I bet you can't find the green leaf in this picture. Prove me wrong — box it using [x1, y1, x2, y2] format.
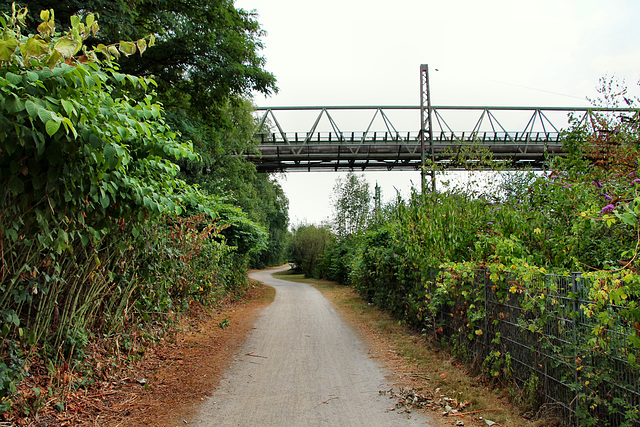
[20, 36, 49, 59]
[100, 193, 110, 209]
[5, 72, 22, 85]
[619, 212, 636, 227]
[4, 93, 25, 113]
[119, 40, 136, 56]
[45, 119, 61, 136]
[136, 38, 147, 55]
[117, 126, 128, 140]
[8, 175, 24, 196]
[107, 45, 120, 60]
[45, 49, 62, 68]
[80, 233, 90, 246]
[54, 36, 80, 58]
[61, 99, 75, 117]
[90, 134, 103, 149]
[37, 107, 53, 124]
[104, 144, 119, 169]
[0, 36, 18, 61]
[61, 117, 77, 138]
[6, 228, 18, 242]
[126, 75, 139, 86]
[26, 71, 39, 82]
[25, 99, 39, 119]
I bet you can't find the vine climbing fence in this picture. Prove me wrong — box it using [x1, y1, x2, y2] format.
[440, 269, 639, 426]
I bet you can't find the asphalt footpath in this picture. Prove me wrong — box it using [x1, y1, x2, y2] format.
[190, 266, 431, 426]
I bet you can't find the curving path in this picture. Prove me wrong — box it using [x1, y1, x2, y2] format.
[190, 266, 431, 426]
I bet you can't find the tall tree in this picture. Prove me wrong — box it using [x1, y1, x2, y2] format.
[289, 224, 334, 277]
[4, 0, 277, 114]
[331, 172, 371, 238]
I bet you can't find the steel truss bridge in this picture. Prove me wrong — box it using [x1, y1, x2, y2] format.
[249, 66, 638, 175]
[248, 105, 638, 172]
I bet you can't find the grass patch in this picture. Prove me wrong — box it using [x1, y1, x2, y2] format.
[274, 270, 551, 427]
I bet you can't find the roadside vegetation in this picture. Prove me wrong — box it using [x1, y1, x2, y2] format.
[0, 2, 288, 422]
[289, 79, 640, 425]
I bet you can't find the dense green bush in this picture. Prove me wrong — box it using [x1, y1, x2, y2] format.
[317, 91, 640, 424]
[0, 6, 267, 413]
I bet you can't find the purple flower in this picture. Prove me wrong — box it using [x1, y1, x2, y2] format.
[600, 193, 613, 201]
[592, 180, 604, 188]
[601, 204, 615, 215]
[634, 179, 640, 184]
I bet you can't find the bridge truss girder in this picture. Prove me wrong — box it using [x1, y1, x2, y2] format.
[249, 105, 639, 172]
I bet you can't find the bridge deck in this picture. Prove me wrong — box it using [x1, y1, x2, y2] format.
[250, 130, 563, 171]
[247, 106, 638, 172]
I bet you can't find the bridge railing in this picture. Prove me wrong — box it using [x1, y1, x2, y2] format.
[254, 105, 639, 142]
[250, 106, 639, 171]
[255, 130, 563, 145]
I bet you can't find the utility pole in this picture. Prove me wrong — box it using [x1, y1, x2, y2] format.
[419, 64, 435, 193]
[373, 181, 381, 223]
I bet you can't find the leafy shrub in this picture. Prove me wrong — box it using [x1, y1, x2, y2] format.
[0, 6, 266, 414]
[317, 86, 640, 424]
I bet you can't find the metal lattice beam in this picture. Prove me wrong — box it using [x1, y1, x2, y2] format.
[248, 105, 639, 173]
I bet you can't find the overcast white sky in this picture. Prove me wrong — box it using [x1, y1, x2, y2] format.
[235, 0, 640, 226]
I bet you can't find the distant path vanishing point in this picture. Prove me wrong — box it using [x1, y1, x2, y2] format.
[190, 266, 431, 426]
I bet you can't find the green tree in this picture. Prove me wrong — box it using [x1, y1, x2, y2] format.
[6, 0, 290, 267]
[331, 172, 372, 238]
[289, 224, 335, 277]
[3, 0, 277, 113]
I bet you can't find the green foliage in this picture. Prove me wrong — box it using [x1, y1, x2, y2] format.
[1, 4, 191, 246]
[5, 1, 289, 270]
[160, 60, 288, 269]
[0, 6, 269, 415]
[288, 224, 335, 278]
[2, 0, 277, 111]
[133, 214, 251, 319]
[316, 79, 640, 423]
[331, 172, 371, 238]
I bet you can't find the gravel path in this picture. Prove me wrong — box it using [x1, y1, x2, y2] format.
[190, 266, 431, 426]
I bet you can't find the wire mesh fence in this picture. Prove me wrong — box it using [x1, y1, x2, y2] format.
[439, 269, 639, 426]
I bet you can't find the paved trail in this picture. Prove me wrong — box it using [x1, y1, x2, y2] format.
[190, 266, 431, 426]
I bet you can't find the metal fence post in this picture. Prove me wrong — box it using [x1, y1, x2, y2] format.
[483, 268, 489, 357]
[571, 272, 582, 427]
